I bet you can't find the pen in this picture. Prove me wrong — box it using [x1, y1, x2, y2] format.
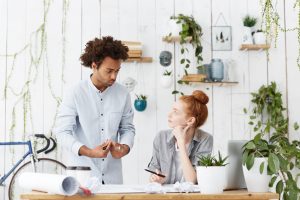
[144, 169, 166, 178]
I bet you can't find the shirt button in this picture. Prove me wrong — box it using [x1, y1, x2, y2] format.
[102, 129, 104, 131]
[102, 173, 104, 176]
[101, 98, 103, 101]
[102, 159, 105, 161]
[101, 113, 103, 116]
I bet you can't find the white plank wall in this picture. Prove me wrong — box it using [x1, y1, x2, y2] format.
[0, 0, 300, 199]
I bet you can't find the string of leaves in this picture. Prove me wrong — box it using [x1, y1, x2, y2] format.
[260, 0, 300, 69]
[1, 0, 69, 162]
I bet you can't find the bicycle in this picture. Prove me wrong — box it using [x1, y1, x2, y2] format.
[0, 134, 66, 200]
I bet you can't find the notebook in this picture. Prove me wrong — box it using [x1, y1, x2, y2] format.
[224, 140, 247, 190]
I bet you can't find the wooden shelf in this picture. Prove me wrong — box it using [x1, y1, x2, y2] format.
[181, 75, 238, 86]
[125, 57, 153, 63]
[239, 44, 270, 51]
[162, 36, 192, 43]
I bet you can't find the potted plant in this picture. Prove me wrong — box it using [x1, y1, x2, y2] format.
[196, 151, 229, 194]
[253, 29, 266, 44]
[134, 94, 147, 112]
[242, 82, 300, 198]
[160, 70, 173, 88]
[242, 15, 257, 44]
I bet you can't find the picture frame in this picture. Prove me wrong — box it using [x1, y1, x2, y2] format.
[212, 26, 232, 51]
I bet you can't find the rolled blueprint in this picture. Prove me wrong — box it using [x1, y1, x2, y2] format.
[18, 172, 79, 196]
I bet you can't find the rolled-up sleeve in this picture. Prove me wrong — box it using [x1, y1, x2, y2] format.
[118, 93, 135, 149]
[54, 90, 83, 156]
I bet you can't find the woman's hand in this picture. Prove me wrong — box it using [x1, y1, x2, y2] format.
[149, 169, 166, 184]
[172, 125, 190, 147]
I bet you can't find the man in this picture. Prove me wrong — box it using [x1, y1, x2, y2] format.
[54, 36, 135, 184]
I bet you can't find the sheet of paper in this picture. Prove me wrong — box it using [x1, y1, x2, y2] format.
[95, 184, 201, 194]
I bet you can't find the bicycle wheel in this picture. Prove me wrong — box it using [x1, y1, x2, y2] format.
[8, 158, 66, 200]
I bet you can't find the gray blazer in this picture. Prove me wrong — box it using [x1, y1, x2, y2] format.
[148, 129, 213, 184]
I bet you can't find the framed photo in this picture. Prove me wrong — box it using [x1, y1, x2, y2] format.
[212, 26, 232, 51]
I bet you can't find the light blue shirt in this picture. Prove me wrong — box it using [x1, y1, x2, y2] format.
[54, 77, 135, 184]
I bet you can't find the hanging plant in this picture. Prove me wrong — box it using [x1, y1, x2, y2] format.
[167, 14, 203, 96]
[169, 14, 203, 75]
[260, 0, 300, 69]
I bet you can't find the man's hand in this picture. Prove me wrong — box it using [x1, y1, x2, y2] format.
[79, 140, 112, 158]
[110, 141, 129, 159]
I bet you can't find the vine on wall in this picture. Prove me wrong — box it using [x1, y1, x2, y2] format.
[260, 0, 300, 69]
[1, 0, 69, 161]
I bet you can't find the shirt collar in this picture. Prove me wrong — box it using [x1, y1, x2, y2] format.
[88, 74, 114, 94]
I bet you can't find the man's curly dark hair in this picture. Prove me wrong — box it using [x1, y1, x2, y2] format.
[80, 36, 129, 69]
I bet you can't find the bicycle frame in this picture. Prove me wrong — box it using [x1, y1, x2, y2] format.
[0, 140, 35, 185]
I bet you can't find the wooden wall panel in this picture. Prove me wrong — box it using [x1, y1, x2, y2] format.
[1, 1, 300, 194]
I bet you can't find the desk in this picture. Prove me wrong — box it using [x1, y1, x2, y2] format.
[21, 190, 279, 200]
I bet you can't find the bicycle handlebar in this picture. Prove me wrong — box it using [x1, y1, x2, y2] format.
[34, 134, 56, 154]
[45, 137, 56, 154]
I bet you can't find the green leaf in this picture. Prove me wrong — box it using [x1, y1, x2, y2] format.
[246, 153, 254, 170]
[245, 141, 256, 150]
[268, 153, 280, 173]
[180, 59, 185, 64]
[269, 176, 277, 187]
[294, 122, 299, 130]
[254, 133, 262, 143]
[275, 180, 283, 194]
[259, 162, 265, 174]
[184, 69, 188, 76]
[181, 48, 185, 54]
[185, 64, 190, 69]
[177, 80, 183, 84]
[243, 108, 247, 114]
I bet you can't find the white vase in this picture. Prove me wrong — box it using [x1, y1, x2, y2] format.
[160, 75, 173, 88]
[169, 19, 181, 36]
[242, 157, 271, 192]
[196, 166, 226, 194]
[253, 32, 266, 44]
[242, 26, 253, 44]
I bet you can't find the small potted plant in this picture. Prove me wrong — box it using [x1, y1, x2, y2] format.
[160, 70, 173, 88]
[242, 15, 257, 44]
[253, 29, 266, 44]
[134, 94, 147, 112]
[196, 151, 229, 194]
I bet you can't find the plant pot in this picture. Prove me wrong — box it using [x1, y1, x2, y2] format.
[196, 166, 226, 194]
[169, 19, 181, 36]
[242, 157, 271, 192]
[242, 26, 253, 44]
[253, 32, 266, 44]
[160, 75, 173, 88]
[134, 99, 147, 112]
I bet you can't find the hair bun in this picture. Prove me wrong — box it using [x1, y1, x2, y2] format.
[192, 90, 209, 105]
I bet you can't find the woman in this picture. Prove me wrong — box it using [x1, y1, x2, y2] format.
[147, 90, 213, 184]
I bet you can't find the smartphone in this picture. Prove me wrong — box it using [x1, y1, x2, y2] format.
[144, 169, 166, 178]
